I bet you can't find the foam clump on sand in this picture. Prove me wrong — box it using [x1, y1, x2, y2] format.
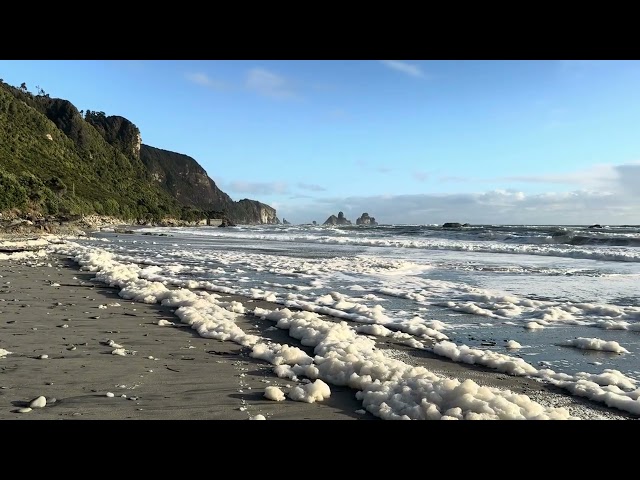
[288, 379, 331, 403]
[264, 386, 286, 401]
[506, 340, 522, 349]
[525, 321, 545, 330]
[253, 306, 574, 419]
[249, 414, 266, 420]
[0, 238, 50, 250]
[596, 319, 634, 330]
[0, 348, 12, 357]
[272, 364, 300, 380]
[355, 324, 393, 337]
[433, 340, 538, 376]
[398, 317, 449, 341]
[575, 369, 637, 389]
[540, 368, 640, 415]
[563, 337, 629, 354]
[223, 300, 246, 314]
[251, 342, 313, 366]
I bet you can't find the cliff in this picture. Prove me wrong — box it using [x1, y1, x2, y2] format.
[0, 80, 277, 224]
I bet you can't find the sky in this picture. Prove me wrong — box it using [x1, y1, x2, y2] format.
[1, 59, 640, 225]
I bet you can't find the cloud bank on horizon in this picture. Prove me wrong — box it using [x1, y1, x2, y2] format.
[227, 162, 640, 225]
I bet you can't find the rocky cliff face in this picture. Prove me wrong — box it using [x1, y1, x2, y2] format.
[85, 113, 142, 160]
[140, 144, 234, 212]
[140, 145, 278, 224]
[234, 199, 279, 224]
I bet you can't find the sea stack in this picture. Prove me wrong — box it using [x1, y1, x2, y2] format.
[323, 211, 352, 225]
[356, 213, 377, 225]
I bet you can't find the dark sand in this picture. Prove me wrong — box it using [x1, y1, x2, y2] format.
[0, 244, 634, 420]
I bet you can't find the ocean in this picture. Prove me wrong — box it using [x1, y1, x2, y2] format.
[48, 223, 640, 419]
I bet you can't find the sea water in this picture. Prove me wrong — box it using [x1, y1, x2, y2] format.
[75, 223, 640, 386]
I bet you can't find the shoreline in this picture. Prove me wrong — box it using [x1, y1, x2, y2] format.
[0, 233, 636, 420]
[0, 252, 373, 420]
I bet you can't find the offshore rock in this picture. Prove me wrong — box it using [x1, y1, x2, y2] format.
[323, 211, 352, 225]
[356, 213, 377, 225]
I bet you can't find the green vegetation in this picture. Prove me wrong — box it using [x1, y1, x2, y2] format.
[0, 80, 208, 223]
[0, 79, 277, 224]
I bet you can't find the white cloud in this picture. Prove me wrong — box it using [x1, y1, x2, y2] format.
[271, 162, 640, 225]
[185, 72, 227, 90]
[229, 181, 289, 195]
[380, 60, 426, 78]
[278, 188, 639, 226]
[614, 163, 640, 196]
[297, 182, 326, 192]
[246, 68, 297, 99]
[500, 164, 620, 189]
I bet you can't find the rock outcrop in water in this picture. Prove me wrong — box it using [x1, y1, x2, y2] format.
[323, 211, 352, 225]
[442, 222, 470, 228]
[356, 213, 377, 225]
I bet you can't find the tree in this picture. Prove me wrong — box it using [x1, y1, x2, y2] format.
[93, 201, 105, 215]
[45, 176, 67, 196]
[0, 170, 28, 210]
[104, 198, 120, 216]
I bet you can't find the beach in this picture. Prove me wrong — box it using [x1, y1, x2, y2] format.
[0, 250, 370, 420]
[0, 231, 635, 420]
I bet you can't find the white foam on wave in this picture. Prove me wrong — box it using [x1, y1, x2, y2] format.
[562, 337, 630, 354]
[135, 226, 640, 263]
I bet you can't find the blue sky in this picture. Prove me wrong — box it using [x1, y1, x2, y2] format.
[2, 59, 640, 225]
